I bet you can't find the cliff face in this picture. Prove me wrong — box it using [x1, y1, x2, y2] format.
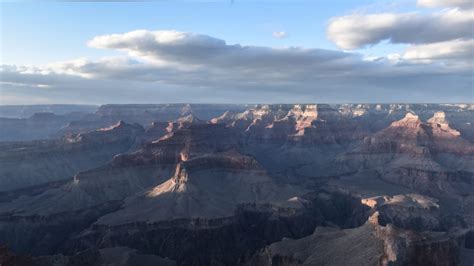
[68, 190, 369, 266]
[338, 112, 474, 195]
[0, 103, 473, 265]
[95, 151, 304, 225]
[249, 212, 473, 266]
[0, 121, 144, 192]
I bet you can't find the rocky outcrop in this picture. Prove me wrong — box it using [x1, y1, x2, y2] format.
[361, 194, 465, 231]
[66, 120, 144, 144]
[249, 212, 474, 266]
[249, 220, 385, 266]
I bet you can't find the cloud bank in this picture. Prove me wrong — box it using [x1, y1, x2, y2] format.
[1, 0, 472, 104]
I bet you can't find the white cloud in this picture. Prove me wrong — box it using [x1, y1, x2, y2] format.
[272, 31, 287, 39]
[88, 30, 227, 67]
[87, 30, 364, 74]
[402, 39, 474, 62]
[327, 8, 473, 50]
[417, 0, 473, 9]
[1, 30, 472, 104]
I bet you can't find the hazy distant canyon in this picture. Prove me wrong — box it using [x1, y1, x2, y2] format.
[0, 103, 473, 266]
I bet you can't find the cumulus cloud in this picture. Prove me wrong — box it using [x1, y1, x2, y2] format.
[88, 30, 226, 68]
[1, 30, 472, 104]
[88, 30, 354, 72]
[272, 31, 287, 39]
[327, 0, 473, 70]
[327, 8, 473, 50]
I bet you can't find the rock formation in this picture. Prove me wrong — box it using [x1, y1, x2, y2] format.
[0, 103, 473, 265]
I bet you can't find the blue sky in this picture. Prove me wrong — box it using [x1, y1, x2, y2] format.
[0, 0, 472, 104]
[1, 0, 415, 64]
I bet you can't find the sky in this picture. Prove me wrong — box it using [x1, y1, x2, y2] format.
[0, 0, 472, 104]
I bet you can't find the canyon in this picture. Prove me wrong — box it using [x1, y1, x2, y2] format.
[0, 103, 473, 266]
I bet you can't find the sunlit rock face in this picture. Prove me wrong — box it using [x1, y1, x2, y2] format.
[338, 111, 474, 196]
[0, 103, 473, 265]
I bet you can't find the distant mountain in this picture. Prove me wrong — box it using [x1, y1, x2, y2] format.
[0, 104, 98, 118]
